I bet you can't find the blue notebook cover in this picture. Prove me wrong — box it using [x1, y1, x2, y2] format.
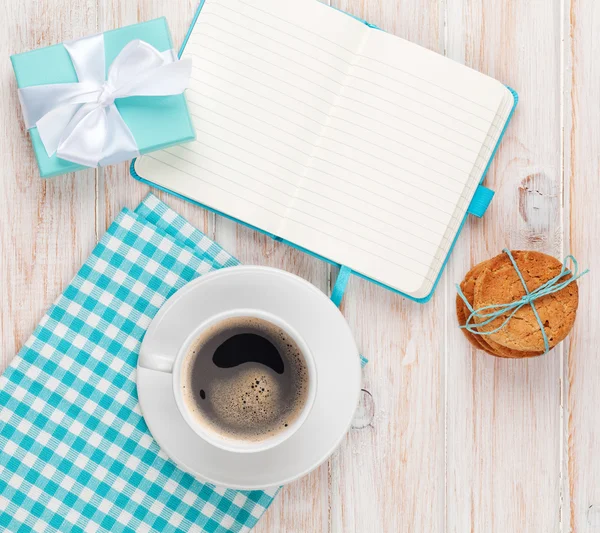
[131, 0, 518, 304]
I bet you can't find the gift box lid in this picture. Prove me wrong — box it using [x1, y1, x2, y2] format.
[11, 18, 195, 178]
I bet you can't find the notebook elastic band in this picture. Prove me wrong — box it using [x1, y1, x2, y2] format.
[468, 185, 495, 218]
[331, 265, 352, 307]
[329, 266, 367, 365]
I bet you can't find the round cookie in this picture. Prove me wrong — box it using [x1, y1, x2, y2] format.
[456, 292, 497, 356]
[473, 250, 579, 352]
[456, 261, 497, 355]
[457, 258, 543, 358]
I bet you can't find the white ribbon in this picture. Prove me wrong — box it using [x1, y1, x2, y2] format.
[18, 33, 191, 167]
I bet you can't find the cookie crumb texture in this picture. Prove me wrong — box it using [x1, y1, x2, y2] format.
[456, 251, 579, 357]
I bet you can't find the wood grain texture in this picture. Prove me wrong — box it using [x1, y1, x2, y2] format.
[1, 0, 599, 531]
[564, 0, 600, 531]
[444, 1, 564, 532]
[324, 2, 445, 532]
[95, 0, 209, 237]
[0, 0, 98, 372]
[224, 215, 331, 533]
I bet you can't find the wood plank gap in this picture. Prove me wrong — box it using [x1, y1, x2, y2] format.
[441, 1, 449, 532]
[559, 0, 570, 530]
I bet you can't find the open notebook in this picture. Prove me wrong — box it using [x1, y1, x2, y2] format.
[132, 0, 517, 301]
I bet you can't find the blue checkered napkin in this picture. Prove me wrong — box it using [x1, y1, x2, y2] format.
[0, 194, 278, 533]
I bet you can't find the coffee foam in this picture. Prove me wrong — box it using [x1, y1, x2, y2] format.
[209, 366, 283, 428]
[181, 316, 309, 441]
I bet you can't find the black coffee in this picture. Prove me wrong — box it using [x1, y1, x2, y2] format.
[181, 317, 309, 442]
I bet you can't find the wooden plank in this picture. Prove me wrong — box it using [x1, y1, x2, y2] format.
[95, 0, 212, 237]
[0, 0, 98, 371]
[326, 1, 446, 532]
[7, 1, 597, 532]
[218, 194, 331, 533]
[444, 1, 564, 531]
[97, 2, 330, 530]
[221, 0, 331, 524]
[564, 0, 600, 531]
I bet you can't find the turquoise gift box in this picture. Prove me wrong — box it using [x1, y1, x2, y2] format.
[10, 18, 195, 178]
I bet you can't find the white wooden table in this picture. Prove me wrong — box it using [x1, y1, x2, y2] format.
[1, 0, 598, 531]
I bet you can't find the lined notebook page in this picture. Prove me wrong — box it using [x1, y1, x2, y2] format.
[134, 0, 514, 297]
[279, 28, 510, 295]
[135, 0, 369, 236]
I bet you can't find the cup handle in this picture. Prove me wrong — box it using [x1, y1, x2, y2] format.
[138, 347, 175, 374]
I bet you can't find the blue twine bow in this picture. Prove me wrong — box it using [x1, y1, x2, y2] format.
[456, 249, 588, 353]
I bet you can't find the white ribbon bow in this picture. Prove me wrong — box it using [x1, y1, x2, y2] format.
[18, 33, 191, 167]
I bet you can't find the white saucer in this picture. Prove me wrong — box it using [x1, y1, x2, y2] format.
[137, 266, 361, 489]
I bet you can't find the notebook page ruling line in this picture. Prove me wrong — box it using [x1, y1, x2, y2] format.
[277, 19, 508, 295]
[334, 58, 496, 168]
[187, 29, 340, 112]
[314, 125, 475, 189]
[185, 0, 371, 147]
[280, 53, 486, 254]
[201, 0, 368, 63]
[279, 100, 482, 290]
[450, 91, 515, 225]
[186, 92, 315, 168]
[322, 99, 485, 165]
[164, 142, 296, 206]
[136, 0, 372, 237]
[138, 153, 286, 232]
[189, 5, 351, 88]
[290, 172, 453, 234]
[344, 69, 496, 139]
[359, 28, 509, 119]
[348, 31, 507, 170]
[282, 195, 444, 266]
[421, 89, 515, 296]
[188, 0, 371, 100]
[134, 0, 512, 298]
[185, 74, 328, 140]
[279, 213, 432, 293]
[306, 154, 462, 218]
[186, 0, 339, 163]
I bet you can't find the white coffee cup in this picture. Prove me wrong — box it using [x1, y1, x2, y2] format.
[139, 307, 318, 454]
